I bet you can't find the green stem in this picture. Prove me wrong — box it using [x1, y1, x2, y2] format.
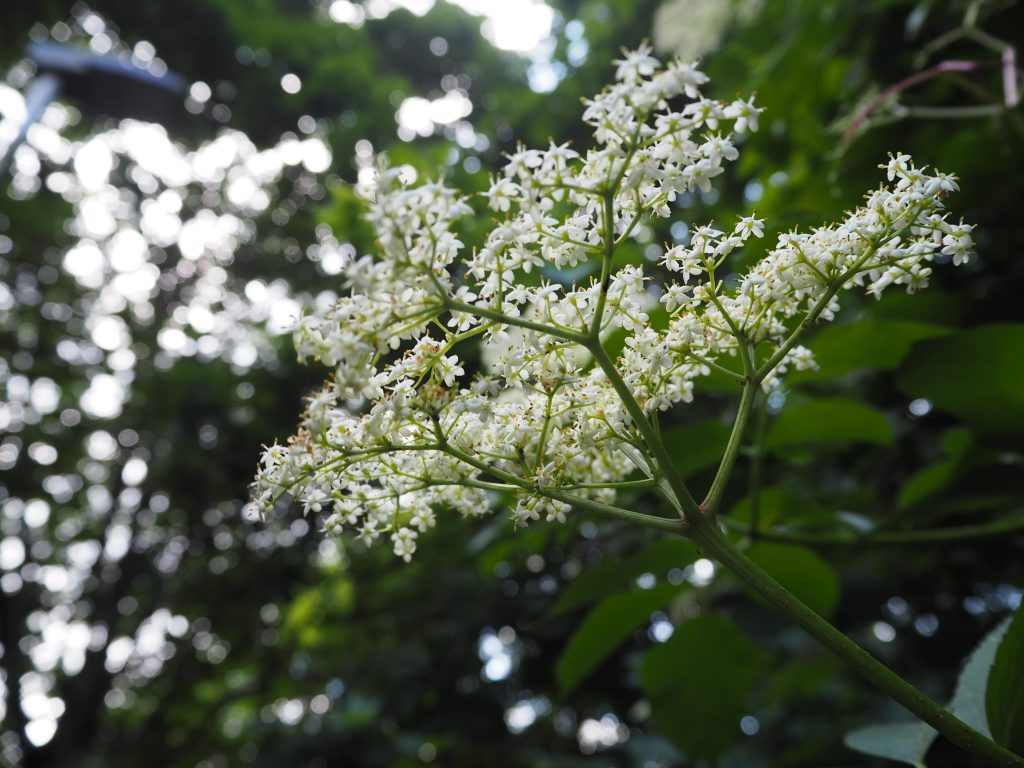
[534, 387, 556, 471]
[755, 208, 929, 383]
[703, 375, 758, 515]
[437, 443, 682, 534]
[585, 187, 702, 519]
[538, 227, 604, 253]
[589, 193, 616, 340]
[720, 513, 1024, 547]
[747, 392, 769, 540]
[445, 297, 588, 344]
[678, 350, 747, 383]
[754, 280, 844, 382]
[561, 478, 659, 491]
[688, 516, 1024, 767]
[614, 198, 660, 248]
[706, 278, 747, 351]
[590, 343, 703, 519]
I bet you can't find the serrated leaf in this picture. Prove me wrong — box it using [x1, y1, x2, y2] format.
[951, 616, 1011, 736]
[556, 583, 684, 694]
[640, 615, 767, 760]
[844, 723, 934, 767]
[845, 618, 1012, 764]
[766, 397, 893, 448]
[986, 607, 1024, 753]
[898, 324, 1024, 434]
[745, 542, 840, 617]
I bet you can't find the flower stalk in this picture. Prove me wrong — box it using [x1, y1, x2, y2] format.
[251, 46, 1019, 764]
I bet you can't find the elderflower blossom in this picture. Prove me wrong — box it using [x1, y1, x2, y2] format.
[251, 46, 974, 560]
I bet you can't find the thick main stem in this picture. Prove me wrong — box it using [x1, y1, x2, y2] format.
[687, 516, 1024, 767]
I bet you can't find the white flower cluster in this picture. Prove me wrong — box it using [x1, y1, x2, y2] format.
[252, 46, 973, 560]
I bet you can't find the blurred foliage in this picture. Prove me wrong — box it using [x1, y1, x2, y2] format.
[0, 0, 1022, 767]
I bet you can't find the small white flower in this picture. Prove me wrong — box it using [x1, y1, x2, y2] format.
[660, 284, 694, 312]
[884, 152, 912, 182]
[302, 488, 331, 516]
[941, 223, 973, 266]
[723, 97, 764, 133]
[391, 527, 418, 562]
[614, 44, 660, 83]
[736, 215, 765, 240]
[789, 345, 817, 371]
[487, 177, 519, 212]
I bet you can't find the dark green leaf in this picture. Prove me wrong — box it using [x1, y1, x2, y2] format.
[767, 655, 840, 703]
[898, 428, 972, 509]
[791, 319, 949, 382]
[549, 560, 623, 617]
[640, 615, 767, 760]
[898, 460, 959, 510]
[986, 607, 1024, 752]
[766, 397, 893, 448]
[661, 418, 732, 477]
[549, 539, 698, 617]
[727, 486, 831, 530]
[898, 324, 1024, 434]
[745, 542, 840, 617]
[556, 583, 684, 694]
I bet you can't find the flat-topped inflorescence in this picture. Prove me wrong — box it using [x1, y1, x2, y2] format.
[251, 45, 973, 561]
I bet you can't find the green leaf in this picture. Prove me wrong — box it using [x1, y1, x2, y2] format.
[640, 615, 767, 760]
[727, 486, 831, 530]
[898, 324, 1024, 434]
[556, 583, 684, 694]
[767, 655, 839, 703]
[661, 418, 732, 477]
[897, 428, 972, 510]
[949, 617, 1010, 736]
[549, 539, 698, 617]
[745, 542, 840, 617]
[845, 618, 1012, 764]
[941, 427, 974, 458]
[986, 607, 1024, 753]
[549, 561, 623, 617]
[283, 578, 355, 648]
[844, 723, 934, 768]
[790, 319, 949, 382]
[898, 460, 959, 510]
[766, 397, 893, 448]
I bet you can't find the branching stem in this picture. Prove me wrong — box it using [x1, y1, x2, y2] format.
[444, 297, 588, 344]
[687, 516, 1024, 767]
